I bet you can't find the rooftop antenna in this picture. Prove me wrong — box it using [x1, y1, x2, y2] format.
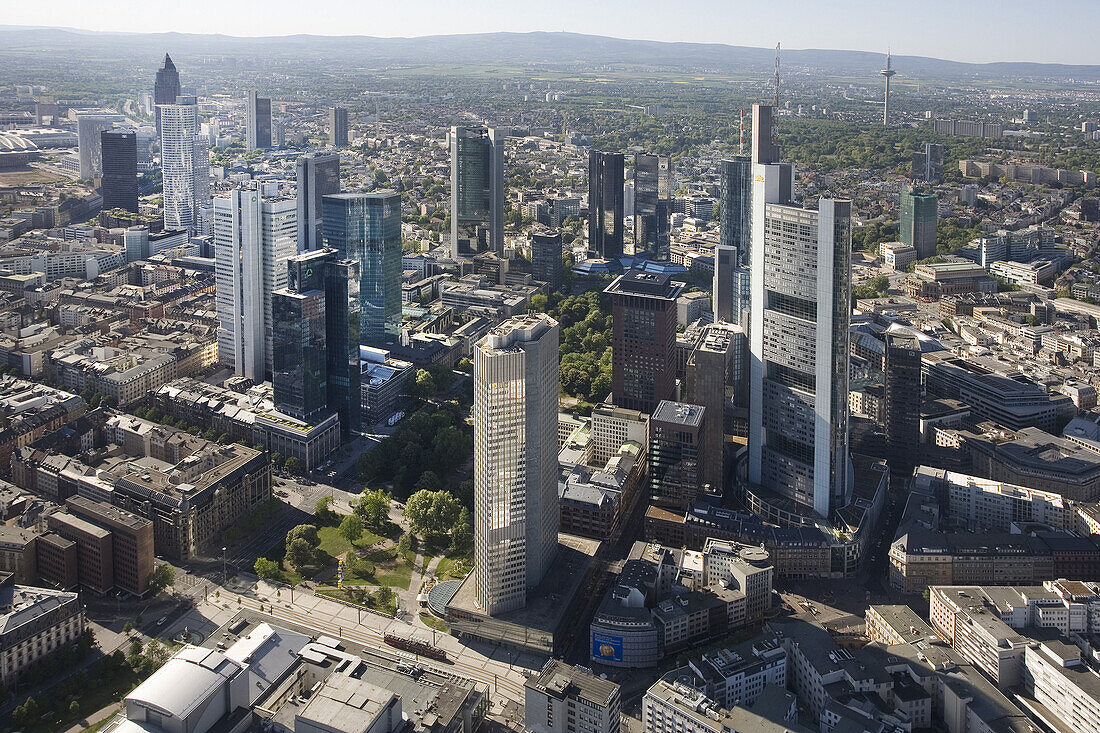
[739, 108, 745, 155]
[772, 43, 780, 145]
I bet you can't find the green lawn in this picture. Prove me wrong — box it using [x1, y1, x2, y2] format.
[434, 555, 471, 580]
[365, 547, 414, 589]
[318, 588, 398, 616]
[419, 613, 447, 633]
[317, 526, 385, 558]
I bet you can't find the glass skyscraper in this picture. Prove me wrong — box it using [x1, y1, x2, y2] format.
[326, 258, 361, 438]
[322, 191, 401, 347]
[101, 129, 138, 213]
[247, 90, 272, 151]
[153, 53, 180, 140]
[159, 96, 209, 234]
[720, 156, 752, 266]
[634, 154, 671, 261]
[450, 126, 504, 258]
[587, 151, 624, 259]
[273, 251, 329, 422]
[900, 187, 938, 260]
[296, 152, 341, 252]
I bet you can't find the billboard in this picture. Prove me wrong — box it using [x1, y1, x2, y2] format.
[591, 632, 623, 662]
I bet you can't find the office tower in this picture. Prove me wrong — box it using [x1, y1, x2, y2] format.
[296, 152, 341, 252]
[450, 126, 504, 258]
[720, 157, 752, 266]
[911, 143, 944, 183]
[685, 323, 736, 490]
[883, 333, 921, 477]
[530, 228, 563, 292]
[623, 181, 635, 218]
[124, 227, 150, 262]
[100, 129, 138, 213]
[322, 191, 401, 347]
[634, 154, 671, 260]
[214, 186, 297, 381]
[605, 270, 682, 414]
[588, 151, 625, 259]
[153, 53, 180, 140]
[246, 90, 272, 151]
[329, 106, 349, 148]
[76, 113, 120, 180]
[900, 187, 938, 259]
[747, 104, 850, 519]
[649, 401, 706, 510]
[713, 244, 736, 324]
[159, 97, 209, 234]
[473, 314, 560, 615]
[880, 52, 896, 126]
[326, 258, 362, 438]
[273, 250, 330, 422]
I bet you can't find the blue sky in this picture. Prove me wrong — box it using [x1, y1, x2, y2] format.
[10, 0, 1100, 65]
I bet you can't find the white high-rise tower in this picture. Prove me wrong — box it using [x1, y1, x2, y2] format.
[473, 314, 560, 615]
[159, 96, 210, 234]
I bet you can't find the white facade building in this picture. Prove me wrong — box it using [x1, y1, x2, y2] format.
[159, 96, 210, 234]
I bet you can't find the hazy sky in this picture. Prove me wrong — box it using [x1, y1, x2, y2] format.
[10, 0, 1100, 65]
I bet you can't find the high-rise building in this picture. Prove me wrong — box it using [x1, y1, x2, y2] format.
[588, 151, 625, 259]
[649, 400, 706, 510]
[634, 154, 671, 260]
[747, 105, 851, 519]
[273, 250, 330, 422]
[713, 244, 737, 324]
[719, 157, 752, 266]
[900, 187, 938, 260]
[329, 106, 349, 148]
[322, 191, 402, 347]
[883, 333, 922, 477]
[246, 90, 272, 151]
[450, 126, 505, 258]
[153, 53, 180, 140]
[214, 186, 297, 381]
[685, 323, 736, 490]
[911, 143, 944, 183]
[473, 314, 560, 616]
[325, 258, 362, 438]
[530, 227, 563, 292]
[159, 96, 209, 234]
[296, 152, 341, 252]
[76, 113, 121, 180]
[100, 128, 138, 213]
[605, 270, 682, 414]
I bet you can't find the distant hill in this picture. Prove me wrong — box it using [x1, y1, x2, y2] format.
[2, 27, 1098, 81]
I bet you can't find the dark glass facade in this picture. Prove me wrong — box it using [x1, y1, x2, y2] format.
[296, 152, 341, 251]
[329, 107, 349, 147]
[450, 126, 504, 257]
[605, 270, 682, 414]
[720, 157, 751, 266]
[322, 191, 401, 348]
[326, 259, 362, 438]
[530, 229, 563, 292]
[247, 91, 272, 150]
[634, 154, 671, 261]
[101, 129, 138, 213]
[587, 151, 624, 259]
[272, 287, 328, 422]
[153, 53, 180, 139]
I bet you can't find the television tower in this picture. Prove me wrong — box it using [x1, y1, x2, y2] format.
[880, 50, 896, 126]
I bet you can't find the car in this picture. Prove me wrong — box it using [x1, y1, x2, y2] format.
[157, 616, 167, 626]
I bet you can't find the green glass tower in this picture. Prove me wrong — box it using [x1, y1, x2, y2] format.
[900, 188, 938, 260]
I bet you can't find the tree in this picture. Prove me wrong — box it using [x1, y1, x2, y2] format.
[314, 495, 337, 525]
[123, 622, 133, 634]
[271, 452, 285, 469]
[397, 532, 414, 555]
[284, 456, 302, 475]
[403, 489, 462, 541]
[339, 514, 364, 544]
[285, 538, 314, 569]
[287, 524, 320, 547]
[149, 564, 175, 594]
[69, 700, 80, 717]
[354, 488, 392, 529]
[254, 557, 280, 580]
[450, 507, 472, 555]
[412, 369, 436, 399]
[414, 470, 440, 492]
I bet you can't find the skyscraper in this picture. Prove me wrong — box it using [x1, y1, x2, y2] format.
[100, 129, 138, 213]
[911, 143, 944, 183]
[296, 152, 341, 252]
[747, 104, 851, 519]
[246, 90, 272, 151]
[605, 270, 682, 414]
[153, 53, 180, 140]
[450, 126, 504, 258]
[588, 151, 625, 259]
[473, 314, 560, 616]
[159, 96, 209, 234]
[273, 251, 329, 422]
[685, 323, 736, 491]
[530, 227, 563, 292]
[883, 333, 922, 478]
[322, 191, 401, 347]
[900, 187, 938, 260]
[325, 258, 362, 438]
[76, 113, 121, 180]
[720, 157, 752, 265]
[713, 244, 737, 324]
[634, 154, 671, 260]
[649, 401, 706, 510]
[214, 186, 297, 381]
[329, 107, 349, 148]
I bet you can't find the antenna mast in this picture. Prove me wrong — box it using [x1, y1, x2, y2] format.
[739, 108, 745, 155]
[772, 43, 780, 145]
